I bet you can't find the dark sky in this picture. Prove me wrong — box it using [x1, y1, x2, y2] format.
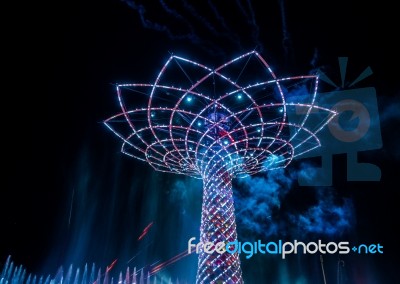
[2, 0, 400, 283]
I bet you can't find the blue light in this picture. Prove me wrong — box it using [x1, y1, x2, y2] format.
[237, 94, 242, 99]
[187, 96, 193, 102]
[223, 140, 229, 145]
[279, 107, 283, 113]
[197, 121, 202, 126]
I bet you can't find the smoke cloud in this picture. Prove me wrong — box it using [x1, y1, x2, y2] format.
[233, 163, 355, 240]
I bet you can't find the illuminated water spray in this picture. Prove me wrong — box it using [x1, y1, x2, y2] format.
[104, 51, 336, 283]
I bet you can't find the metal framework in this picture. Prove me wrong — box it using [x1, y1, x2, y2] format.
[104, 51, 337, 283]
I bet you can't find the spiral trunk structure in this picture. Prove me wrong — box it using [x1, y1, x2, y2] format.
[197, 154, 243, 283]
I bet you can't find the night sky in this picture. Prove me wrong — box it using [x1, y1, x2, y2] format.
[3, 0, 400, 283]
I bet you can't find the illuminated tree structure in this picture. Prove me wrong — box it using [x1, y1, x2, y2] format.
[104, 51, 337, 283]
